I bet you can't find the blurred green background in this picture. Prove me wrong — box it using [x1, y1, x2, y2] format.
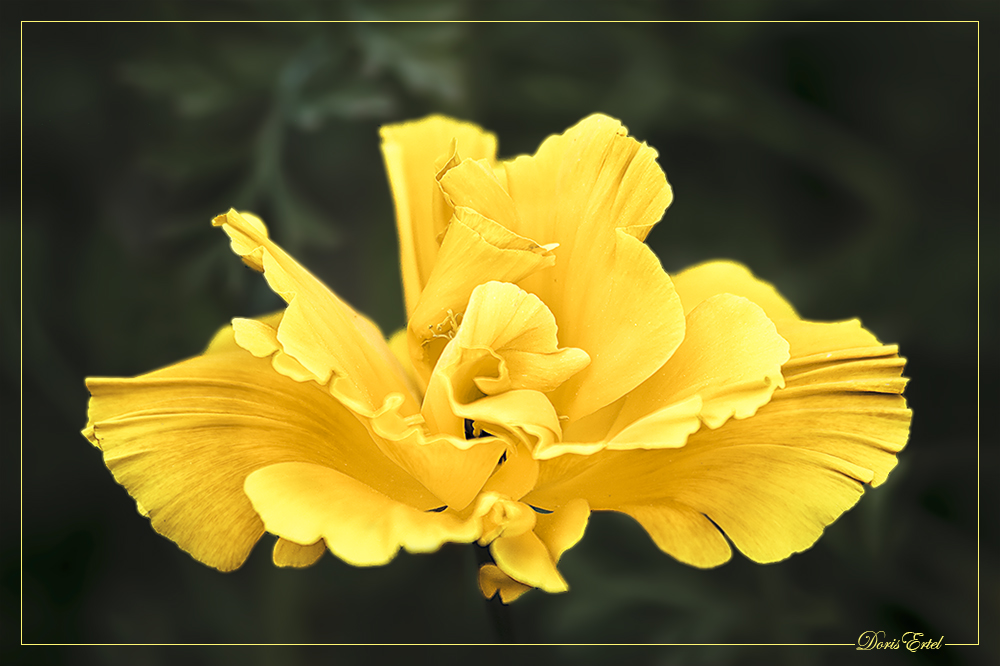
[5, 0, 997, 661]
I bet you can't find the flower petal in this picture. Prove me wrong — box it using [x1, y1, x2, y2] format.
[367, 394, 507, 512]
[528, 320, 909, 566]
[478, 563, 532, 603]
[221, 308, 491, 511]
[387, 327, 423, 400]
[483, 498, 589, 596]
[439, 116, 684, 421]
[600, 396, 703, 452]
[490, 531, 568, 593]
[546, 231, 684, 422]
[213, 209, 418, 414]
[83, 343, 436, 572]
[670, 260, 799, 319]
[407, 207, 558, 384]
[456, 281, 590, 396]
[481, 442, 539, 501]
[607, 293, 790, 446]
[769, 325, 909, 487]
[380, 115, 498, 315]
[625, 503, 733, 568]
[502, 114, 672, 247]
[420, 281, 588, 457]
[533, 497, 590, 560]
[244, 462, 487, 566]
[273, 537, 325, 568]
[458, 389, 565, 457]
[664, 258, 909, 486]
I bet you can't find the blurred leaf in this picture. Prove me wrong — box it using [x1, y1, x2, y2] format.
[294, 85, 398, 126]
[353, 22, 468, 105]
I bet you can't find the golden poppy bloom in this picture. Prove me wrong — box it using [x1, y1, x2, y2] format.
[83, 114, 910, 603]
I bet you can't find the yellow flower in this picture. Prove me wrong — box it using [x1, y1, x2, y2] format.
[83, 114, 910, 603]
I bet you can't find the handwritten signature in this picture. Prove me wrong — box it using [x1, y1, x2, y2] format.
[857, 630, 944, 651]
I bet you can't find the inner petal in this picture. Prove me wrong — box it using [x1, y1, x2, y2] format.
[420, 281, 589, 457]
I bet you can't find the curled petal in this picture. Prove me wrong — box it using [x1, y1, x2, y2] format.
[457, 389, 564, 458]
[479, 497, 537, 544]
[456, 281, 590, 395]
[481, 442, 540, 502]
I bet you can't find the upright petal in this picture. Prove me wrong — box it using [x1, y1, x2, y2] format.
[380, 115, 498, 315]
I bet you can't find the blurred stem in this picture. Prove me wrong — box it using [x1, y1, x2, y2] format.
[474, 544, 514, 643]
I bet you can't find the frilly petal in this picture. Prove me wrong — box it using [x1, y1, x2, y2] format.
[218, 302, 493, 511]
